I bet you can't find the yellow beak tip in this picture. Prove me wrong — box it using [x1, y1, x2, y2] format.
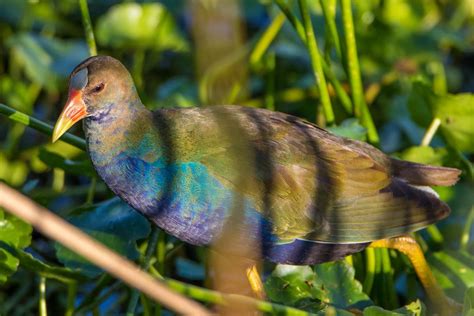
[51, 123, 68, 144]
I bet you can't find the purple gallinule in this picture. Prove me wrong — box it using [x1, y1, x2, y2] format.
[53, 56, 461, 312]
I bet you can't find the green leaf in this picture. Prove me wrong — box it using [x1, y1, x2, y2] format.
[314, 261, 372, 309]
[463, 287, 474, 316]
[6, 33, 88, 91]
[363, 300, 425, 316]
[427, 250, 474, 302]
[408, 81, 437, 128]
[408, 82, 474, 152]
[265, 261, 372, 312]
[38, 148, 95, 176]
[380, 0, 430, 31]
[398, 146, 460, 168]
[432, 93, 474, 153]
[0, 153, 28, 186]
[55, 198, 151, 278]
[0, 209, 32, 283]
[265, 265, 325, 309]
[328, 118, 367, 141]
[0, 243, 86, 283]
[96, 3, 188, 51]
[0, 76, 31, 113]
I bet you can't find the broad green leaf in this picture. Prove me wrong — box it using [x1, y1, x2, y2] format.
[432, 93, 474, 153]
[399, 146, 460, 168]
[0, 243, 86, 283]
[265, 261, 372, 312]
[363, 300, 425, 316]
[0, 209, 32, 283]
[380, 0, 435, 31]
[7, 33, 88, 91]
[463, 287, 474, 316]
[55, 198, 151, 278]
[265, 265, 325, 308]
[408, 81, 437, 128]
[0, 153, 28, 186]
[38, 148, 95, 176]
[427, 250, 474, 302]
[314, 261, 372, 309]
[328, 119, 368, 141]
[0, 76, 31, 113]
[96, 3, 188, 52]
[408, 82, 474, 152]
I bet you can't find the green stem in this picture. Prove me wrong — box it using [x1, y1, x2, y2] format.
[225, 83, 242, 105]
[163, 278, 312, 316]
[250, 12, 286, 66]
[340, 0, 379, 144]
[157, 230, 166, 274]
[39, 277, 47, 316]
[140, 294, 152, 316]
[126, 228, 161, 315]
[148, 267, 312, 315]
[85, 176, 97, 205]
[340, 0, 362, 116]
[74, 274, 113, 312]
[78, 0, 97, 56]
[461, 207, 474, 251]
[361, 105, 379, 145]
[199, 43, 250, 105]
[65, 283, 77, 316]
[380, 248, 398, 309]
[52, 168, 65, 192]
[452, 148, 474, 180]
[373, 248, 382, 302]
[265, 52, 276, 111]
[153, 230, 166, 315]
[76, 281, 122, 313]
[0, 103, 86, 151]
[421, 117, 441, 146]
[426, 224, 444, 249]
[430, 61, 447, 95]
[363, 248, 375, 294]
[345, 254, 353, 266]
[274, 0, 306, 40]
[132, 50, 145, 92]
[322, 63, 353, 114]
[274, 0, 353, 115]
[320, 0, 342, 61]
[298, 0, 335, 124]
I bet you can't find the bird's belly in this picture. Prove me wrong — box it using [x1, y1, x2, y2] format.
[96, 155, 274, 247]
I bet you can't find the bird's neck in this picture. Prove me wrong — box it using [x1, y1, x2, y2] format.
[83, 100, 156, 166]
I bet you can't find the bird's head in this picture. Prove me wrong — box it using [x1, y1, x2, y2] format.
[52, 55, 137, 142]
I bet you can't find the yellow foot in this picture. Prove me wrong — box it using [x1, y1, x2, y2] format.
[246, 264, 266, 300]
[369, 236, 461, 315]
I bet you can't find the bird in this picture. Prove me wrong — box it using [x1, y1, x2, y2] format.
[53, 55, 460, 312]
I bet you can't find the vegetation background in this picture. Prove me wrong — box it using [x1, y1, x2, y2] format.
[0, 0, 473, 315]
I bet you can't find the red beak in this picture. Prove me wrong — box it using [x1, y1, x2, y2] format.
[52, 89, 87, 143]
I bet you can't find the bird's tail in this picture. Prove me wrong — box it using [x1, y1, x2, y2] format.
[390, 158, 461, 186]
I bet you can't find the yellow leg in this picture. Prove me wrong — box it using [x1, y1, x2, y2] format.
[245, 264, 266, 300]
[370, 236, 461, 315]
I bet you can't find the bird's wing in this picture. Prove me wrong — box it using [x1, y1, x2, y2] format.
[169, 106, 448, 244]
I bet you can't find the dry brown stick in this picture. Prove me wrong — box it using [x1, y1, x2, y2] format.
[0, 183, 211, 316]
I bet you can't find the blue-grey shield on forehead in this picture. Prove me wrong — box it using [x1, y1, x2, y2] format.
[70, 67, 88, 90]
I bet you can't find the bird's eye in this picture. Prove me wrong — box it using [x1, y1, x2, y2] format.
[91, 83, 105, 93]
